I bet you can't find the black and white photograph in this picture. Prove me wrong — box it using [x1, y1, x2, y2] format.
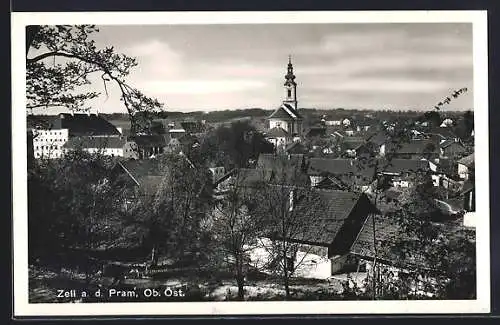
[12, 11, 490, 316]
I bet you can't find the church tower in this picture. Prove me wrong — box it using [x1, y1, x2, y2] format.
[283, 55, 298, 110]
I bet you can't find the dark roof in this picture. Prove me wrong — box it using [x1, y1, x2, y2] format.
[285, 141, 307, 154]
[119, 159, 165, 180]
[350, 215, 472, 270]
[378, 159, 430, 174]
[180, 121, 205, 133]
[271, 190, 375, 250]
[51, 113, 121, 136]
[268, 103, 302, 120]
[460, 180, 475, 194]
[341, 137, 366, 150]
[391, 140, 439, 155]
[457, 153, 474, 167]
[265, 127, 290, 138]
[305, 127, 326, 138]
[307, 158, 375, 178]
[365, 131, 388, 146]
[128, 135, 168, 148]
[63, 136, 127, 149]
[257, 153, 304, 169]
[256, 153, 308, 186]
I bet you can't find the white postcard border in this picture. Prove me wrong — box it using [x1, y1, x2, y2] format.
[11, 10, 490, 316]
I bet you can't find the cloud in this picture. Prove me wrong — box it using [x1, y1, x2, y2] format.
[139, 79, 267, 95]
[83, 23, 474, 112]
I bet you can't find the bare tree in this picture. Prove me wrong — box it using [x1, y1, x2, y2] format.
[26, 25, 163, 134]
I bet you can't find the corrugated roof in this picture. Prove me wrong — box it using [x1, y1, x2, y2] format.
[63, 136, 126, 149]
[51, 113, 121, 136]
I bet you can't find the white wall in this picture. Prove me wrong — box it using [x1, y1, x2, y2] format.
[458, 163, 469, 180]
[32, 129, 69, 159]
[269, 119, 289, 132]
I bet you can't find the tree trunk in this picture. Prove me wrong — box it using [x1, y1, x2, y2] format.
[235, 255, 245, 301]
[284, 269, 291, 300]
[26, 25, 41, 56]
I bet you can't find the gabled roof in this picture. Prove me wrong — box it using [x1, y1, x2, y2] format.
[50, 113, 121, 136]
[128, 135, 168, 148]
[272, 190, 376, 251]
[265, 127, 290, 138]
[268, 103, 302, 120]
[307, 158, 376, 178]
[378, 159, 430, 175]
[440, 139, 464, 149]
[457, 153, 474, 167]
[63, 136, 127, 149]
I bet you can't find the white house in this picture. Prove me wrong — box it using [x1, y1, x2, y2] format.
[31, 112, 122, 159]
[63, 136, 138, 158]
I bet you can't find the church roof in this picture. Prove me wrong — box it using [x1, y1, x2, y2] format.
[265, 127, 290, 138]
[268, 103, 302, 120]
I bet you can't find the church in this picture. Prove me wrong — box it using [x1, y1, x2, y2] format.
[265, 56, 304, 150]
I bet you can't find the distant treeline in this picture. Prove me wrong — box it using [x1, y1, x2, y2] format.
[27, 107, 472, 125]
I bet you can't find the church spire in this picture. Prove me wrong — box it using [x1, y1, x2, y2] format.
[283, 55, 298, 110]
[285, 55, 296, 86]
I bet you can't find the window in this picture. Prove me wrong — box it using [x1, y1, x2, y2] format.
[287, 89, 292, 97]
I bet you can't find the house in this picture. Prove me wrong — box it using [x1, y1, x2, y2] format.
[440, 118, 454, 128]
[358, 131, 388, 157]
[256, 153, 309, 186]
[377, 159, 433, 188]
[307, 158, 376, 192]
[349, 215, 474, 296]
[62, 136, 138, 158]
[339, 137, 365, 158]
[127, 134, 169, 159]
[325, 120, 342, 126]
[264, 127, 293, 150]
[247, 190, 378, 279]
[31, 112, 121, 159]
[208, 166, 226, 185]
[389, 139, 440, 160]
[457, 153, 474, 180]
[168, 128, 187, 139]
[439, 139, 466, 158]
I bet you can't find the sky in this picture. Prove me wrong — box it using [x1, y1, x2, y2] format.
[33, 23, 474, 113]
